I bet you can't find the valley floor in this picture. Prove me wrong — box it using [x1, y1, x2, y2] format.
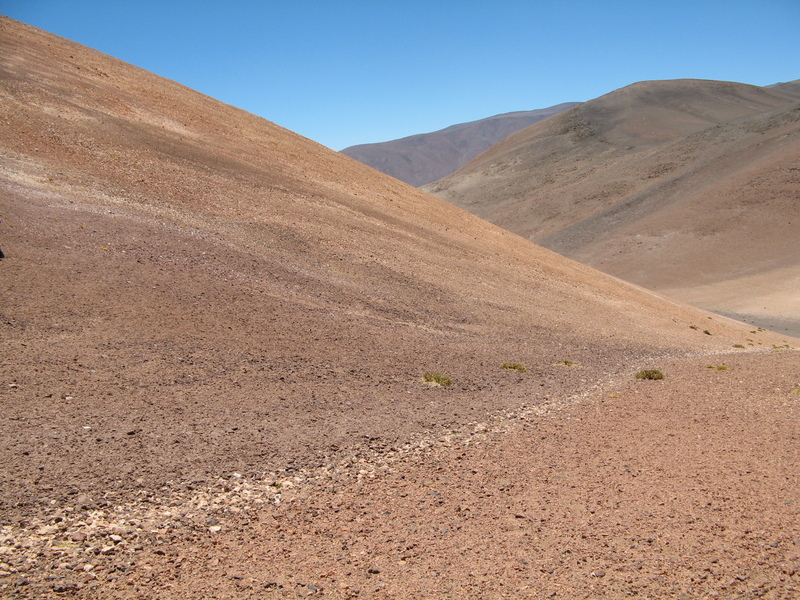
[2, 350, 798, 599]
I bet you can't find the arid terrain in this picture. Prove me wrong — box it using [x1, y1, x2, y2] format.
[425, 79, 800, 337]
[1, 17, 799, 599]
[340, 103, 579, 186]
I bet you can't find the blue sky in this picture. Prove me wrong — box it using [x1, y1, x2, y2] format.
[3, 1, 799, 150]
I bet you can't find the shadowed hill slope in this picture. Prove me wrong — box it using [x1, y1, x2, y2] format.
[340, 103, 579, 186]
[426, 79, 800, 334]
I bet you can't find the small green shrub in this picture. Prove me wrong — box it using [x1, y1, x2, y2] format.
[733, 344, 745, 349]
[423, 372, 454, 387]
[555, 360, 575, 367]
[501, 362, 528, 373]
[703, 330, 712, 336]
[635, 369, 665, 380]
[689, 325, 699, 330]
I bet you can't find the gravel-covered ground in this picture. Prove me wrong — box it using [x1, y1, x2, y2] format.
[2, 351, 798, 599]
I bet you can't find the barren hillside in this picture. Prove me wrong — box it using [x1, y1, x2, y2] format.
[1, 18, 798, 599]
[340, 103, 579, 186]
[426, 79, 800, 335]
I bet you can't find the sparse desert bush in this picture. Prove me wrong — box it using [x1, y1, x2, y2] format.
[733, 344, 745, 349]
[690, 325, 699, 330]
[717, 365, 728, 371]
[423, 372, 454, 387]
[635, 369, 664, 380]
[501, 362, 528, 373]
[555, 360, 575, 367]
[703, 330, 712, 335]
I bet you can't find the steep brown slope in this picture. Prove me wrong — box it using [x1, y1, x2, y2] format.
[4, 14, 793, 508]
[426, 79, 800, 334]
[340, 103, 579, 186]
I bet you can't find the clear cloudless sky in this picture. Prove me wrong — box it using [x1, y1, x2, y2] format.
[3, 0, 800, 150]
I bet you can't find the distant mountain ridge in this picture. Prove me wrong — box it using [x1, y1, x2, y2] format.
[767, 79, 800, 97]
[340, 103, 579, 186]
[425, 78, 800, 335]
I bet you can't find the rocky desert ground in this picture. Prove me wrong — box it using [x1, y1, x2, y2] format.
[1, 17, 799, 599]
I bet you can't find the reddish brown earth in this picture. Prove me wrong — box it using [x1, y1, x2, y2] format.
[1, 17, 799, 599]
